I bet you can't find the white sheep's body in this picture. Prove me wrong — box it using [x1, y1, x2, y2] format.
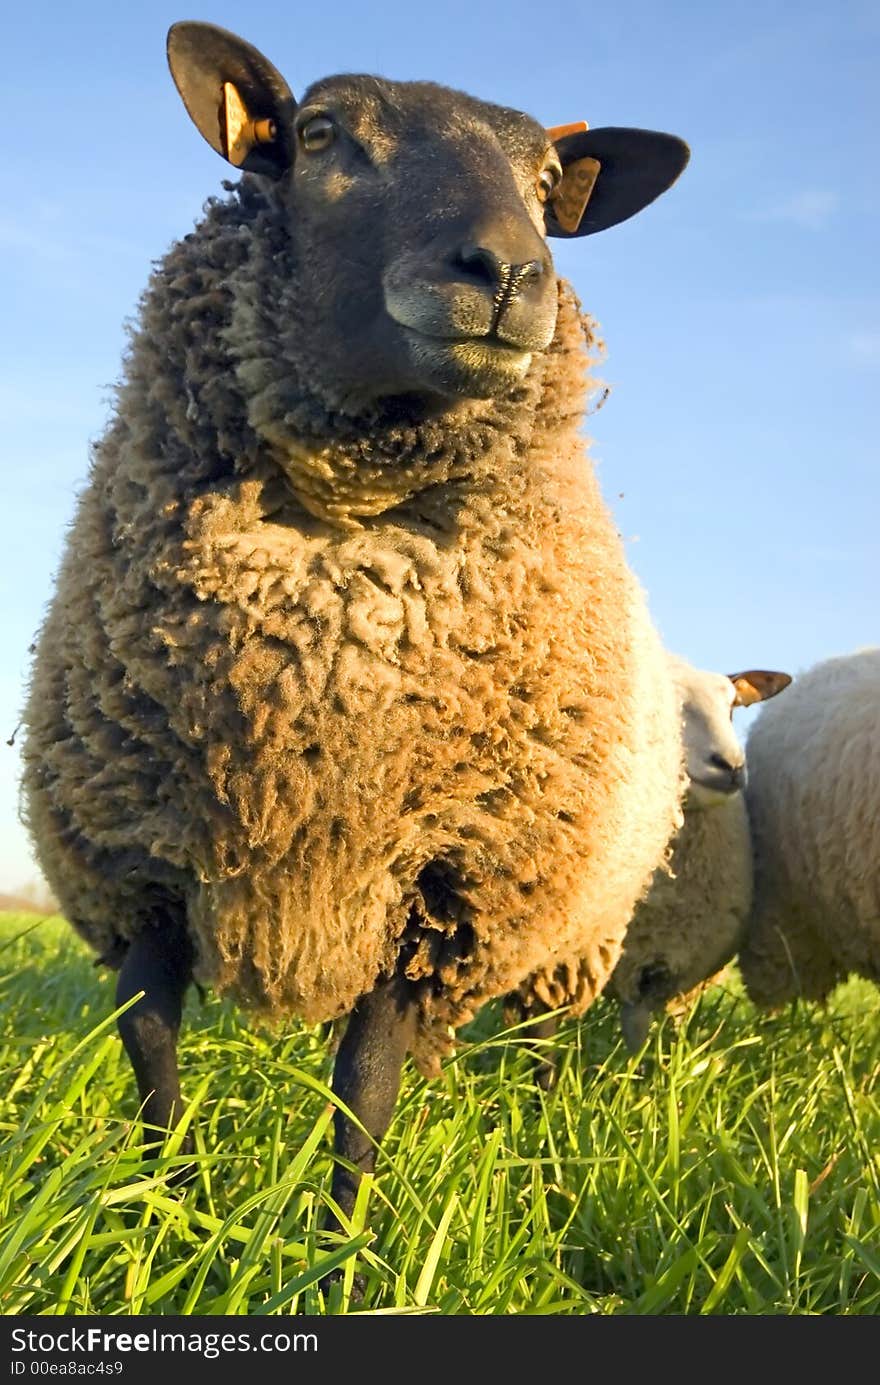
[739, 648, 880, 1008]
[604, 657, 755, 1047]
[607, 787, 752, 1046]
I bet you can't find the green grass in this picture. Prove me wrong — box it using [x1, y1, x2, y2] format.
[1, 911, 879, 1315]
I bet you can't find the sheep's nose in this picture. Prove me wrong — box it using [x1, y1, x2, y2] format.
[455, 244, 545, 297]
[709, 753, 746, 790]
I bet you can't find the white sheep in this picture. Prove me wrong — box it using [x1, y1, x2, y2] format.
[738, 648, 880, 1009]
[606, 656, 791, 1049]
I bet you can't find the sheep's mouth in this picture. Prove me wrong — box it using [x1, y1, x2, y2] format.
[429, 329, 525, 349]
[404, 324, 531, 353]
[690, 772, 741, 799]
[400, 326, 532, 397]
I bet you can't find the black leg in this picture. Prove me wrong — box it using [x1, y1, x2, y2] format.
[329, 975, 417, 1230]
[506, 995, 560, 1091]
[528, 1011, 560, 1091]
[116, 916, 193, 1156]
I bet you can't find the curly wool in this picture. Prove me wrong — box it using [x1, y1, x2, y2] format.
[22, 178, 683, 1074]
[738, 648, 880, 1009]
[605, 790, 750, 1033]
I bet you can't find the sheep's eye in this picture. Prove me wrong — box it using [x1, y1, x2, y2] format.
[638, 960, 671, 998]
[299, 115, 336, 152]
[536, 165, 562, 203]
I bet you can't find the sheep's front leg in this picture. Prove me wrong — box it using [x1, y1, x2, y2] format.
[329, 975, 417, 1229]
[528, 1011, 560, 1091]
[116, 917, 193, 1156]
[507, 996, 560, 1091]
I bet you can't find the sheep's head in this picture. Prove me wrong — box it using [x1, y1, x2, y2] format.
[167, 22, 689, 412]
[668, 658, 792, 806]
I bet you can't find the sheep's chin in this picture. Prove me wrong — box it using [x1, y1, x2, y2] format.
[402, 330, 532, 399]
[687, 778, 740, 809]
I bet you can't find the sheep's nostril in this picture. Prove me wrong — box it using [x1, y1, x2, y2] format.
[454, 248, 545, 296]
[708, 753, 735, 774]
[513, 259, 544, 290]
[707, 753, 746, 790]
[455, 244, 509, 288]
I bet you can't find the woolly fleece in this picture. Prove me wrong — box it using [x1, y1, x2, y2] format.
[606, 789, 750, 1039]
[604, 657, 753, 1041]
[739, 648, 880, 1008]
[22, 178, 683, 1074]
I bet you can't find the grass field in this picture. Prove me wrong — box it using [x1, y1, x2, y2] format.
[1, 911, 879, 1315]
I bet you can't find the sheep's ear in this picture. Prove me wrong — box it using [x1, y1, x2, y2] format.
[167, 22, 296, 177]
[728, 670, 793, 707]
[545, 125, 690, 237]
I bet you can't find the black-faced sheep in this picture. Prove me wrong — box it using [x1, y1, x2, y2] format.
[21, 20, 689, 1227]
[607, 657, 791, 1050]
[738, 648, 880, 1009]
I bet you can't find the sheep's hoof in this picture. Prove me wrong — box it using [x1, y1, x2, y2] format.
[320, 1263, 366, 1305]
[534, 1055, 558, 1092]
[166, 1156, 198, 1190]
[167, 1130, 198, 1189]
[142, 1129, 197, 1189]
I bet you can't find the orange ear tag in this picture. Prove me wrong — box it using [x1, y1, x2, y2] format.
[552, 156, 601, 234]
[546, 120, 589, 142]
[222, 81, 277, 167]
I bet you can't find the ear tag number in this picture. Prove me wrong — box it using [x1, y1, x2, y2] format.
[222, 81, 277, 166]
[551, 156, 601, 234]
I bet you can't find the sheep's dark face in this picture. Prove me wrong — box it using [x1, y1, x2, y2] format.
[618, 961, 675, 1051]
[283, 77, 558, 406]
[167, 21, 689, 412]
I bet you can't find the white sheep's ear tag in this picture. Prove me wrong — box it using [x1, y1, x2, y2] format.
[546, 122, 600, 235]
[222, 81, 278, 167]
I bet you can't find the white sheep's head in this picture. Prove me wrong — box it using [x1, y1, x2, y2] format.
[668, 657, 792, 808]
[166, 21, 689, 410]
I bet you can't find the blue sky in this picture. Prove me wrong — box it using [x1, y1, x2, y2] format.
[2, 0, 877, 891]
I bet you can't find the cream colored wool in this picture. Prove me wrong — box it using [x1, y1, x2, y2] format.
[22, 182, 683, 1074]
[739, 648, 880, 1009]
[606, 789, 750, 1041]
[604, 657, 753, 1043]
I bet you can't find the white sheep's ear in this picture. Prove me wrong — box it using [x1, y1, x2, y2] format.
[167, 21, 296, 177]
[545, 124, 690, 237]
[728, 670, 793, 707]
